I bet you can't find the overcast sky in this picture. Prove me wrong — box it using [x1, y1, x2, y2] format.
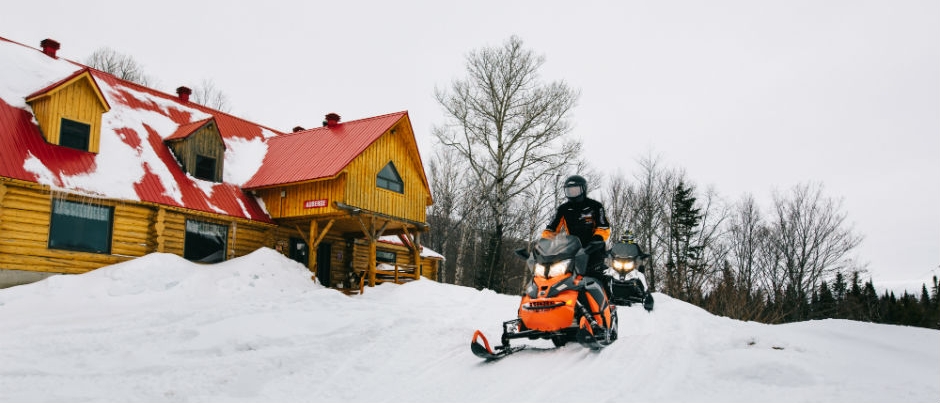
[2, 0, 937, 284]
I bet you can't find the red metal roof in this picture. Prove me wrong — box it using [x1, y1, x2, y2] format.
[164, 118, 215, 142]
[0, 35, 426, 224]
[0, 36, 276, 223]
[242, 112, 408, 189]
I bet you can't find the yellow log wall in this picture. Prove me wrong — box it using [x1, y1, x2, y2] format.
[344, 128, 429, 223]
[269, 226, 349, 287]
[254, 179, 347, 219]
[0, 180, 274, 276]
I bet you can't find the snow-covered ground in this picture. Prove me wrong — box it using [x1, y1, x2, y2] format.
[1, 249, 937, 403]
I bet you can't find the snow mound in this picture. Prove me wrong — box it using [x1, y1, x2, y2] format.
[0, 247, 320, 310]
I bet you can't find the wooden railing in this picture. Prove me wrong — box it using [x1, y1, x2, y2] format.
[343, 262, 420, 295]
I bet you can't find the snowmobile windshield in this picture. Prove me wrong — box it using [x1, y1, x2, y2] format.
[610, 242, 641, 259]
[534, 233, 582, 263]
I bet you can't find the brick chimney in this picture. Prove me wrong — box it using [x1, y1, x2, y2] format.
[40, 39, 60, 58]
[322, 113, 341, 128]
[176, 86, 192, 103]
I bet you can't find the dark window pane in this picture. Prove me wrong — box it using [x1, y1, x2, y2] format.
[376, 250, 396, 263]
[48, 199, 113, 253]
[184, 220, 228, 263]
[194, 155, 216, 181]
[377, 162, 403, 193]
[60, 118, 90, 151]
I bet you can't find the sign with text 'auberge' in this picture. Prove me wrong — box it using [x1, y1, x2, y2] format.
[304, 199, 328, 209]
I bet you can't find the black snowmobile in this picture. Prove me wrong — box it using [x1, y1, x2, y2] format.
[605, 240, 654, 311]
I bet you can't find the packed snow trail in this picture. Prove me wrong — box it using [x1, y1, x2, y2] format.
[0, 249, 937, 402]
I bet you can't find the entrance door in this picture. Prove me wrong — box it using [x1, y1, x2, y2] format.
[289, 237, 308, 266]
[316, 242, 332, 286]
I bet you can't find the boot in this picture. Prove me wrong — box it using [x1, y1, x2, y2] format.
[643, 293, 654, 311]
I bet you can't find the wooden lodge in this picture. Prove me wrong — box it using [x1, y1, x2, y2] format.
[0, 36, 441, 291]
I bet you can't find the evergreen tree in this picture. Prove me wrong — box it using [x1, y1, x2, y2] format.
[832, 272, 848, 319]
[665, 180, 703, 302]
[862, 280, 880, 322]
[816, 280, 836, 319]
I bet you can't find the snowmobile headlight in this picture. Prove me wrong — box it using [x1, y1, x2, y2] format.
[534, 260, 571, 278]
[533, 263, 547, 278]
[546, 260, 570, 278]
[612, 259, 635, 274]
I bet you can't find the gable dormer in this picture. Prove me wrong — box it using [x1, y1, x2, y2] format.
[164, 118, 226, 183]
[25, 69, 110, 153]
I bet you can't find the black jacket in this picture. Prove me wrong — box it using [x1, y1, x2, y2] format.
[542, 197, 611, 246]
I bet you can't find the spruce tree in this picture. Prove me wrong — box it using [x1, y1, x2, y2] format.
[665, 180, 703, 302]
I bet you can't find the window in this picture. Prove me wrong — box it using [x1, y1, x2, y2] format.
[376, 162, 403, 193]
[376, 249, 397, 263]
[48, 199, 113, 253]
[60, 118, 90, 151]
[194, 155, 216, 181]
[184, 219, 228, 263]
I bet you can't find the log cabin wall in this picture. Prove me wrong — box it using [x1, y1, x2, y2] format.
[152, 209, 272, 260]
[0, 180, 145, 274]
[269, 226, 350, 287]
[420, 257, 439, 281]
[0, 179, 274, 280]
[350, 240, 440, 282]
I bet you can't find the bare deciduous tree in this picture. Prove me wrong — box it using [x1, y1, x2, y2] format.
[191, 79, 231, 112]
[433, 35, 581, 292]
[604, 171, 634, 239]
[691, 186, 730, 298]
[426, 146, 485, 284]
[728, 194, 765, 292]
[631, 153, 674, 292]
[85, 47, 154, 86]
[768, 182, 863, 319]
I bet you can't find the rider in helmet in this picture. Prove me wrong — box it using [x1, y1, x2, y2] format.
[542, 175, 611, 274]
[542, 175, 612, 332]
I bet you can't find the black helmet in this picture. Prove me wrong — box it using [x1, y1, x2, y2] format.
[563, 175, 587, 202]
[620, 230, 635, 244]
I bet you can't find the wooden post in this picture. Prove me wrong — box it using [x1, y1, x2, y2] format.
[368, 236, 377, 286]
[155, 207, 166, 253]
[411, 235, 421, 280]
[308, 219, 318, 282]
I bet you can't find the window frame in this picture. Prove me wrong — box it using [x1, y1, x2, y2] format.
[376, 249, 397, 264]
[194, 154, 217, 181]
[183, 219, 229, 263]
[47, 199, 114, 254]
[376, 161, 404, 193]
[59, 117, 91, 151]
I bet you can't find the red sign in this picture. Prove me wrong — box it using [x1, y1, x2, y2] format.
[304, 199, 328, 209]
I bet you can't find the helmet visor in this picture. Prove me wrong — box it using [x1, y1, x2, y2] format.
[564, 184, 583, 198]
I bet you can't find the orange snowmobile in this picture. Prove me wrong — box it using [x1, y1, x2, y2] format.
[471, 233, 618, 360]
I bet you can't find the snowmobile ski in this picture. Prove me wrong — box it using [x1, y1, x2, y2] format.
[471, 330, 525, 360]
[575, 317, 604, 350]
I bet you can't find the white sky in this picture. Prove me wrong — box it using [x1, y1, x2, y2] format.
[1, 0, 937, 284]
[0, 250, 936, 402]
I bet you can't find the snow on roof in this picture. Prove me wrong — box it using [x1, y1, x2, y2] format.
[377, 235, 444, 260]
[0, 36, 275, 223]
